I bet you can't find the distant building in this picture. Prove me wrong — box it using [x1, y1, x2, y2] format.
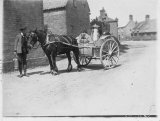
[43, 0, 90, 37]
[118, 15, 137, 40]
[97, 7, 118, 38]
[132, 15, 157, 40]
[3, 0, 44, 72]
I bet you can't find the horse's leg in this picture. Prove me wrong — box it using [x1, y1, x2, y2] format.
[66, 51, 72, 72]
[46, 54, 53, 73]
[51, 52, 58, 75]
[72, 48, 81, 71]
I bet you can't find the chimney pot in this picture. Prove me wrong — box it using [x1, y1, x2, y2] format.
[129, 15, 133, 21]
[145, 15, 150, 21]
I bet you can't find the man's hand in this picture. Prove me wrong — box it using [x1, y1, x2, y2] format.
[14, 51, 17, 56]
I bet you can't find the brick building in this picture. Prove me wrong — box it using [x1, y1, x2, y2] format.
[118, 15, 137, 41]
[3, 0, 45, 72]
[132, 15, 157, 40]
[43, 0, 90, 37]
[97, 7, 118, 38]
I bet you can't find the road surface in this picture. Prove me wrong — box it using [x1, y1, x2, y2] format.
[2, 41, 157, 116]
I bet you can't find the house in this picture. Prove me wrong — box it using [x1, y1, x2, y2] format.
[97, 7, 118, 39]
[132, 15, 157, 40]
[43, 0, 90, 37]
[118, 15, 137, 40]
[3, 0, 45, 72]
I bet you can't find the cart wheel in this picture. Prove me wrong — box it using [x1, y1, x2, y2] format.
[73, 51, 92, 67]
[79, 55, 92, 66]
[100, 38, 119, 69]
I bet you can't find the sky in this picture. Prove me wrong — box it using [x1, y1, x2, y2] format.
[87, 0, 158, 27]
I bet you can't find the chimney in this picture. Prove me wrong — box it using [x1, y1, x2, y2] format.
[100, 7, 106, 17]
[145, 15, 150, 21]
[129, 15, 133, 21]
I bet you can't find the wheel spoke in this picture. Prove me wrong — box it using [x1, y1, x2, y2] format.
[111, 41, 116, 50]
[112, 54, 119, 60]
[112, 45, 118, 52]
[85, 57, 89, 63]
[81, 57, 84, 65]
[108, 43, 110, 50]
[79, 57, 82, 62]
[104, 56, 109, 61]
[102, 50, 109, 54]
[104, 41, 109, 48]
[82, 57, 85, 65]
[85, 58, 88, 63]
[109, 57, 114, 66]
[102, 53, 109, 58]
[111, 56, 117, 64]
[112, 50, 119, 53]
[109, 41, 112, 50]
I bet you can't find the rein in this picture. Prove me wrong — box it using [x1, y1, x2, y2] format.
[43, 39, 92, 49]
[42, 35, 80, 48]
[32, 41, 40, 49]
[31, 32, 87, 49]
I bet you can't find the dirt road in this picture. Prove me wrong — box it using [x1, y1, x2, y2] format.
[2, 41, 157, 116]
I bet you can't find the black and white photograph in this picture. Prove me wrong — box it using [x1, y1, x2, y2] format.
[0, 0, 160, 120]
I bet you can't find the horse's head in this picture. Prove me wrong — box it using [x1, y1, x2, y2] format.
[28, 30, 39, 48]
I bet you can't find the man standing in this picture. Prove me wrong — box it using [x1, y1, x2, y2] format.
[14, 26, 29, 77]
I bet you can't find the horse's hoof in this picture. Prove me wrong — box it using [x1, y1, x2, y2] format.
[67, 68, 72, 72]
[67, 65, 72, 72]
[51, 70, 58, 75]
[55, 69, 58, 72]
[55, 67, 58, 72]
[77, 68, 82, 72]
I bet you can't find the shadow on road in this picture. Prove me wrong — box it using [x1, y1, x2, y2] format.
[84, 64, 103, 70]
[27, 63, 122, 76]
[39, 69, 81, 75]
[83, 63, 122, 71]
[39, 71, 50, 75]
[120, 44, 129, 54]
[28, 71, 44, 76]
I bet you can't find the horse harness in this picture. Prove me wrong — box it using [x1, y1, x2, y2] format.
[43, 34, 79, 48]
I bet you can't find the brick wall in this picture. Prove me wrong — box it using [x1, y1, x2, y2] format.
[66, 0, 90, 38]
[108, 22, 118, 39]
[3, 0, 45, 72]
[44, 10, 67, 35]
[43, 0, 90, 38]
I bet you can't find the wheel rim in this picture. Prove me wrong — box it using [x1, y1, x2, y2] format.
[73, 51, 92, 66]
[100, 38, 119, 69]
[79, 55, 92, 66]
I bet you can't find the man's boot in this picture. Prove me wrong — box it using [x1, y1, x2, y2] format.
[19, 71, 23, 78]
[24, 65, 29, 77]
[18, 62, 23, 78]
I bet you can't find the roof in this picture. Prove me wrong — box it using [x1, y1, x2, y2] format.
[98, 16, 116, 22]
[133, 19, 157, 33]
[43, 0, 68, 10]
[92, 24, 100, 28]
[119, 20, 136, 29]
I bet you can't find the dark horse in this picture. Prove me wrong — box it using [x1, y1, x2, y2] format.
[28, 29, 81, 75]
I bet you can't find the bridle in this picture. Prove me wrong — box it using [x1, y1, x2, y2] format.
[29, 32, 41, 49]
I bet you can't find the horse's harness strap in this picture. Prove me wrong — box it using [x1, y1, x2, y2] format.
[61, 36, 70, 44]
[43, 35, 79, 48]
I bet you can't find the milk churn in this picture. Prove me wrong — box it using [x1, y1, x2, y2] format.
[13, 56, 18, 70]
